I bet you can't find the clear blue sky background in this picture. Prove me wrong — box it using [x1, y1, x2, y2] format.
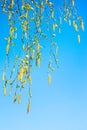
[0, 0, 87, 130]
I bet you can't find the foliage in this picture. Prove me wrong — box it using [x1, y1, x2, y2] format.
[0, 0, 84, 113]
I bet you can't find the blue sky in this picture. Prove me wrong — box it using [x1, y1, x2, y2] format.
[0, 0, 87, 130]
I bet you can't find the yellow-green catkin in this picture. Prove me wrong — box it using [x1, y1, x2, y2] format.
[27, 75, 32, 85]
[48, 73, 52, 85]
[18, 94, 21, 104]
[2, 72, 5, 81]
[14, 93, 17, 103]
[72, 0, 74, 6]
[27, 100, 31, 113]
[78, 34, 80, 43]
[4, 86, 6, 96]
[29, 89, 32, 98]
